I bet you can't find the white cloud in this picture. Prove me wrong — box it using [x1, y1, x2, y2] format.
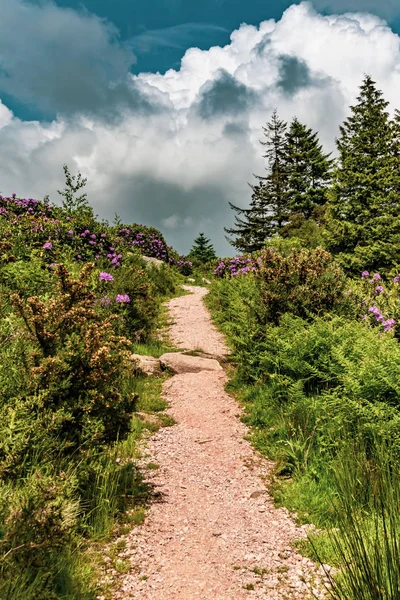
[162, 215, 180, 228]
[1, 2, 400, 254]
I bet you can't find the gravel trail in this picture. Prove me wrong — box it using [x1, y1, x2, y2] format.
[113, 286, 322, 599]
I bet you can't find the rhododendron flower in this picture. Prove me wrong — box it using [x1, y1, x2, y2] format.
[372, 273, 381, 281]
[99, 272, 114, 281]
[383, 318, 396, 332]
[43, 242, 52, 249]
[374, 285, 384, 294]
[394, 274, 400, 284]
[361, 270, 369, 279]
[115, 294, 130, 303]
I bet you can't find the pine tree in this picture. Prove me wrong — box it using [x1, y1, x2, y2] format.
[225, 111, 290, 252]
[225, 182, 272, 253]
[285, 117, 333, 218]
[327, 75, 400, 273]
[258, 110, 291, 229]
[188, 233, 216, 263]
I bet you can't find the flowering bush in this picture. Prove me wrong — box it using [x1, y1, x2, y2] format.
[116, 224, 169, 261]
[359, 271, 400, 334]
[175, 258, 193, 276]
[214, 255, 257, 277]
[257, 247, 348, 324]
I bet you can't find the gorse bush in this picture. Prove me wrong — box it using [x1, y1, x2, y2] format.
[258, 247, 348, 324]
[10, 263, 136, 459]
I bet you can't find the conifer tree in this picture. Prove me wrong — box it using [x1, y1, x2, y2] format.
[225, 111, 290, 252]
[225, 183, 271, 253]
[285, 117, 333, 218]
[188, 232, 216, 263]
[327, 75, 400, 273]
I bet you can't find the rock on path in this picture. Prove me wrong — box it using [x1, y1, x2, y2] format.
[113, 286, 323, 600]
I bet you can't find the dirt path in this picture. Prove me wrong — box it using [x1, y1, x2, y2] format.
[113, 286, 322, 599]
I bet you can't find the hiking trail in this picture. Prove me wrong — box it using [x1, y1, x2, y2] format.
[112, 286, 324, 600]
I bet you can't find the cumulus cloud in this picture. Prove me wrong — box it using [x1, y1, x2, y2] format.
[1, 2, 400, 254]
[0, 0, 161, 118]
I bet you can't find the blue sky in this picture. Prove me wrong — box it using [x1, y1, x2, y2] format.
[1, 0, 400, 253]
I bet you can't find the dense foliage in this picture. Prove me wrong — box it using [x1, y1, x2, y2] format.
[0, 169, 183, 599]
[207, 245, 400, 599]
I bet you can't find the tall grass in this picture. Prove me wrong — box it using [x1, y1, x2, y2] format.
[322, 441, 400, 599]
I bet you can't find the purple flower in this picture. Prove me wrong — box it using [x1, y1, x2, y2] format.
[374, 285, 384, 295]
[383, 318, 396, 332]
[361, 270, 370, 279]
[394, 274, 400, 284]
[115, 294, 130, 303]
[99, 296, 111, 306]
[67, 229, 74, 235]
[99, 272, 114, 282]
[43, 242, 52, 250]
[372, 273, 382, 281]
[368, 305, 385, 323]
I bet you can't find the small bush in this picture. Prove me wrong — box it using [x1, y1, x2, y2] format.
[258, 247, 348, 324]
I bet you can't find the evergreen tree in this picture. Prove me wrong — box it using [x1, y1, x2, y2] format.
[188, 232, 216, 263]
[225, 182, 272, 253]
[225, 111, 290, 252]
[285, 117, 333, 218]
[327, 75, 400, 273]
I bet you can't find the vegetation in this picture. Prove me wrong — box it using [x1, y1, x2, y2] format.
[211, 77, 400, 597]
[225, 110, 332, 252]
[207, 246, 400, 598]
[327, 75, 400, 274]
[188, 232, 216, 264]
[0, 168, 184, 599]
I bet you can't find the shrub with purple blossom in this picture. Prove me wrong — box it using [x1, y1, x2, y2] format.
[214, 255, 257, 278]
[116, 224, 169, 262]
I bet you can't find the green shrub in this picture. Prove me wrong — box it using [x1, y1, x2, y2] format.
[6, 263, 136, 471]
[258, 247, 348, 324]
